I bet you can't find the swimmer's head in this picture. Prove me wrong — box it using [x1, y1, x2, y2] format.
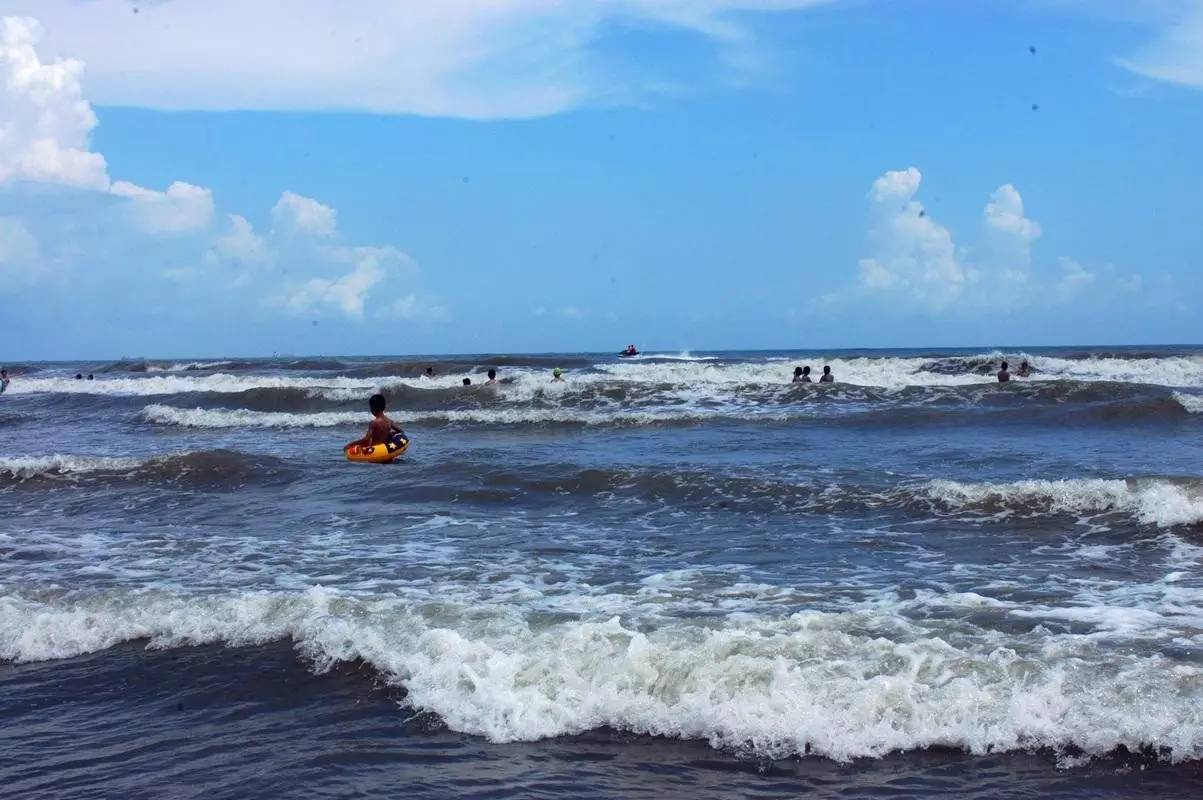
[488, 369, 496, 380]
[802, 366, 811, 375]
[462, 377, 471, 386]
[553, 368, 563, 378]
[823, 366, 831, 374]
[369, 393, 387, 415]
[793, 367, 802, 376]
[1001, 361, 1009, 370]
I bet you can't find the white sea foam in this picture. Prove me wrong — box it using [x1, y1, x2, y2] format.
[2, 586, 1201, 762]
[140, 404, 756, 428]
[1023, 353, 1203, 388]
[925, 478, 1203, 528]
[147, 360, 235, 372]
[7, 373, 397, 397]
[11, 352, 1203, 397]
[1174, 392, 1203, 414]
[0, 454, 144, 479]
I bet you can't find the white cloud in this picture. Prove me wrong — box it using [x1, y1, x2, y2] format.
[2, 1, 834, 119]
[110, 180, 215, 234]
[984, 184, 1041, 243]
[1118, 2, 1203, 88]
[869, 167, 922, 202]
[209, 214, 273, 266]
[1054, 257, 1097, 300]
[283, 245, 413, 318]
[1, 14, 433, 326]
[850, 169, 1159, 314]
[858, 167, 970, 308]
[0, 216, 39, 274]
[0, 16, 108, 189]
[272, 191, 337, 237]
[285, 257, 383, 318]
[983, 183, 1041, 270]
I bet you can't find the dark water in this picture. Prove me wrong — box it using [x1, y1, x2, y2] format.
[2, 347, 1202, 798]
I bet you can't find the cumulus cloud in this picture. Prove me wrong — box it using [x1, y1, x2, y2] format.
[110, 180, 215, 234]
[2, 0, 834, 119]
[208, 214, 273, 267]
[869, 167, 922, 202]
[202, 211, 423, 319]
[858, 168, 970, 308]
[272, 191, 337, 237]
[850, 168, 1157, 314]
[984, 184, 1041, 243]
[0, 16, 108, 189]
[983, 183, 1042, 270]
[282, 247, 408, 318]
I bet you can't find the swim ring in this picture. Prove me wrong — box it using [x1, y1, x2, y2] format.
[345, 436, 409, 464]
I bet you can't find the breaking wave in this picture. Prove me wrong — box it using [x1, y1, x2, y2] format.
[1, 586, 1200, 762]
[0, 450, 296, 488]
[139, 404, 739, 428]
[1174, 392, 1203, 414]
[923, 478, 1203, 528]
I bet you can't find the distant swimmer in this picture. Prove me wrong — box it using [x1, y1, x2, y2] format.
[87, 373, 94, 381]
[0, 369, 9, 394]
[820, 365, 834, 383]
[75, 373, 83, 380]
[423, 366, 435, 379]
[486, 368, 498, 384]
[552, 367, 565, 382]
[345, 393, 406, 453]
[793, 366, 812, 383]
[1017, 360, 1031, 378]
[462, 377, 472, 386]
[997, 361, 1011, 383]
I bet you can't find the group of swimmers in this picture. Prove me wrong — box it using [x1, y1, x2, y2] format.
[460, 368, 503, 387]
[426, 366, 567, 386]
[996, 360, 1032, 382]
[792, 365, 835, 383]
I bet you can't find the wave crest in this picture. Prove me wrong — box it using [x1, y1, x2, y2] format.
[2, 587, 1200, 763]
[0, 450, 296, 488]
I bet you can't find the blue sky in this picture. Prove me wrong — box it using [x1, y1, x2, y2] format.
[1, 0, 1201, 359]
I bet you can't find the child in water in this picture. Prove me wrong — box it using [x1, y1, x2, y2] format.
[345, 393, 407, 453]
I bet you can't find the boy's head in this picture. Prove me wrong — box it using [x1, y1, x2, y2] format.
[487, 369, 496, 380]
[793, 367, 802, 376]
[553, 367, 563, 378]
[823, 365, 831, 374]
[369, 393, 387, 415]
[462, 377, 471, 386]
[802, 366, 811, 374]
[1001, 361, 1009, 370]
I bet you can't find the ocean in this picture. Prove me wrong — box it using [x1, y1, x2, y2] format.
[2, 347, 1202, 799]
